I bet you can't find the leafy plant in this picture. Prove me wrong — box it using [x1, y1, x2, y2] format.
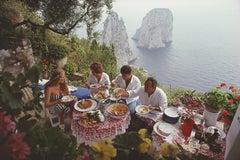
[204, 88, 229, 112]
[47, 43, 70, 61]
[64, 62, 78, 76]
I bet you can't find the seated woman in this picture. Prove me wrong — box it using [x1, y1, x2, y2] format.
[85, 62, 111, 97]
[44, 68, 76, 130]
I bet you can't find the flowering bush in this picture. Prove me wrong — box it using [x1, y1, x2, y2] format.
[178, 90, 204, 121]
[217, 83, 240, 124]
[39, 60, 56, 74]
[0, 112, 30, 160]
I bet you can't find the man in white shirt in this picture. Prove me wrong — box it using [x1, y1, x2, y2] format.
[111, 65, 141, 114]
[137, 77, 168, 111]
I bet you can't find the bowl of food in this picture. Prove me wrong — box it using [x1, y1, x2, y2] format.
[107, 103, 129, 119]
[135, 105, 150, 114]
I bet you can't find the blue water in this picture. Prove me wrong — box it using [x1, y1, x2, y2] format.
[77, 0, 240, 92]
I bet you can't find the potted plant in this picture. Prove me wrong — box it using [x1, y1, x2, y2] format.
[203, 85, 230, 126]
[47, 43, 70, 68]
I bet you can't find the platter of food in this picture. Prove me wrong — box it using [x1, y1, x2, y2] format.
[61, 95, 75, 103]
[78, 110, 105, 128]
[205, 126, 226, 139]
[135, 105, 150, 114]
[90, 83, 101, 89]
[107, 103, 129, 119]
[74, 99, 97, 112]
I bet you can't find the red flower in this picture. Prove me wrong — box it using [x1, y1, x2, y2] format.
[220, 83, 227, 87]
[229, 85, 235, 90]
[237, 95, 240, 101]
[229, 99, 234, 105]
[222, 109, 229, 116]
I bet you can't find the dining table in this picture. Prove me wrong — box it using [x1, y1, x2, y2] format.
[71, 100, 131, 146]
[135, 106, 226, 160]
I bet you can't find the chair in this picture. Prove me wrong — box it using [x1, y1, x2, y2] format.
[40, 101, 60, 127]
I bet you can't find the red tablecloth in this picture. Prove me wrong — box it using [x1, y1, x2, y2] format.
[71, 110, 131, 146]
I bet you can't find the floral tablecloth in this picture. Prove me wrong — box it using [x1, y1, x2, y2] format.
[71, 111, 131, 146]
[151, 118, 226, 160]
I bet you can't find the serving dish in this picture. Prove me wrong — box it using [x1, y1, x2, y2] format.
[78, 110, 104, 128]
[74, 99, 97, 112]
[61, 95, 75, 103]
[205, 126, 226, 139]
[107, 103, 129, 119]
[135, 105, 150, 114]
[162, 106, 180, 124]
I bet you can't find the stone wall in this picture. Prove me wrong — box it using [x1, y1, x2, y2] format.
[0, 37, 34, 77]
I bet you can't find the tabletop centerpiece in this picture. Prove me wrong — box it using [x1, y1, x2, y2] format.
[179, 90, 204, 138]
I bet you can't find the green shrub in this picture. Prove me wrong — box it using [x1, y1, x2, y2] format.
[64, 62, 78, 76]
[47, 43, 70, 61]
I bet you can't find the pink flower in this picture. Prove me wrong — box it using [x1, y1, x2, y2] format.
[4, 132, 31, 160]
[0, 112, 16, 139]
[76, 151, 93, 160]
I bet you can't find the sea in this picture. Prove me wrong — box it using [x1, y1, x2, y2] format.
[76, 0, 240, 92]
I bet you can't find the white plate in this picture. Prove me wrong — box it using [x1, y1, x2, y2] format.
[205, 126, 226, 139]
[38, 79, 49, 85]
[68, 85, 77, 92]
[61, 95, 75, 102]
[90, 83, 101, 89]
[164, 107, 179, 118]
[74, 99, 97, 112]
[153, 121, 175, 137]
[135, 105, 150, 114]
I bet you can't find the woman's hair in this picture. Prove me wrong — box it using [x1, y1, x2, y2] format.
[120, 65, 132, 74]
[90, 62, 103, 74]
[44, 68, 68, 93]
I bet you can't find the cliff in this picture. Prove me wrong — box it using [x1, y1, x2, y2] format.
[98, 11, 135, 67]
[132, 8, 173, 50]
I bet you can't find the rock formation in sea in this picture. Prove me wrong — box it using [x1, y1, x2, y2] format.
[98, 11, 135, 68]
[132, 8, 173, 50]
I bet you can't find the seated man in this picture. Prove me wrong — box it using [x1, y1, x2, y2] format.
[137, 77, 168, 112]
[111, 65, 141, 114]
